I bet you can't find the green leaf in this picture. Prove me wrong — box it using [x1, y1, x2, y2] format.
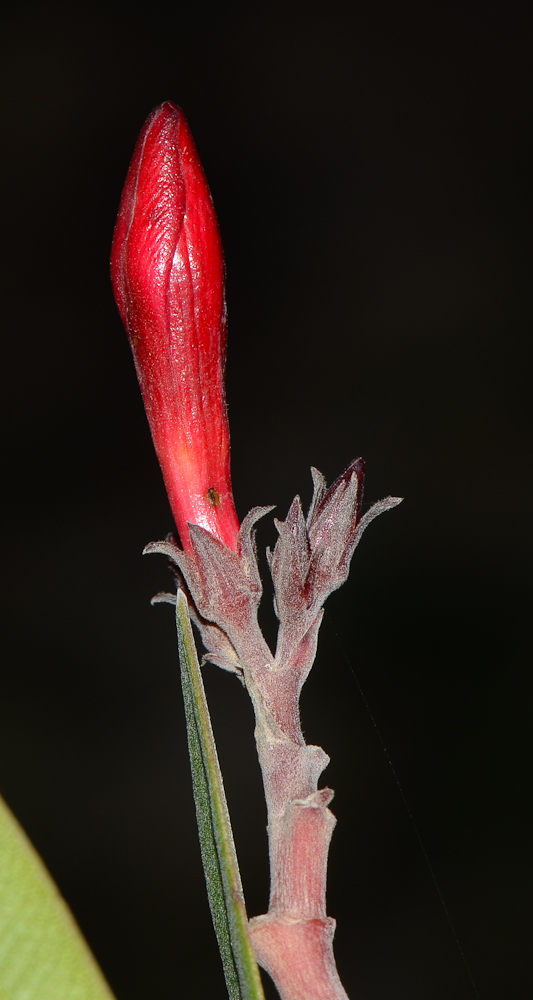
[175, 589, 265, 1000]
[0, 794, 116, 1000]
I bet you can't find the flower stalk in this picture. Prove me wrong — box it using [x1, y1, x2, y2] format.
[112, 102, 402, 1000]
[145, 465, 401, 1000]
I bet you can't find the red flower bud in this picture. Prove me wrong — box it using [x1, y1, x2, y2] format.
[111, 102, 240, 551]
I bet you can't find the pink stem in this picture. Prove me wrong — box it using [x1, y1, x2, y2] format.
[246, 670, 349, 1000]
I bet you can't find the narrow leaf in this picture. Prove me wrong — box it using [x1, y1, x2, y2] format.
[0, 794, 116, 1000]
[175, 589, 265, 1000]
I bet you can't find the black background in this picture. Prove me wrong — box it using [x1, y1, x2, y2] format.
[0, 1, 531, 998]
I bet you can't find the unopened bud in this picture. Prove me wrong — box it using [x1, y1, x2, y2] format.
[111, 102, 239, 551]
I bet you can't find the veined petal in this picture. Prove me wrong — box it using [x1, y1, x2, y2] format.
[111, 102, 239, 550]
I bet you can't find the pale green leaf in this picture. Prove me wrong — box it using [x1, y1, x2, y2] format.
[0, 794, 116, 1000]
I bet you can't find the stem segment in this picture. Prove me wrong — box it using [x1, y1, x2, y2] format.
[246, 669, 348, 1000]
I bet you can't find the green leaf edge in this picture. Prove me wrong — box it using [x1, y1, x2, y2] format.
[175, 589, 265, 1000]
[0, 793, 116, 1000]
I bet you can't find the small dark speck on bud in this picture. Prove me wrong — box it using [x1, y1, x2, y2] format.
[207, 487, 221, 507]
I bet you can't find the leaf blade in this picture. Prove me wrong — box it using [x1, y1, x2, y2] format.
[175, 589, 265, 1000]
[0, 794, 116, 1000]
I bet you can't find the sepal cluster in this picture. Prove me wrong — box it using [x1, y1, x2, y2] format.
[147, 461, 402, 689]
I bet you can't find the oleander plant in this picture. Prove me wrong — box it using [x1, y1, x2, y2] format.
[0, 102, 401, 1000]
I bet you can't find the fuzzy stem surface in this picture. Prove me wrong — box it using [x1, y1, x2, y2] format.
[245, 669, 348, 1000]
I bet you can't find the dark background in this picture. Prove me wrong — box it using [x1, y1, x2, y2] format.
[0, 1, 531, 998]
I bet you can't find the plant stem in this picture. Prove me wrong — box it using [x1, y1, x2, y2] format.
[149, 468, 401, 998]
[245, 669, 348, 1000]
